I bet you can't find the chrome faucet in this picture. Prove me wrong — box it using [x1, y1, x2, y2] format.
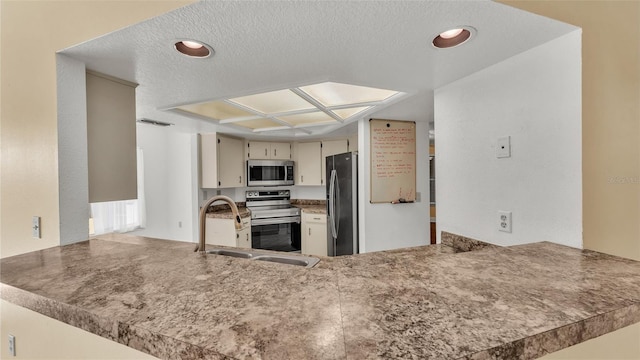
[196, 195, 242, 252]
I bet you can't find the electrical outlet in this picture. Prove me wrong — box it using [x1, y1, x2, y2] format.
[32, 216, 41, 238]
[8, 334, 16, 356]
[498, 211, 512, 233]
[178, 221, 182, 228]
[496, 136, 511, 158]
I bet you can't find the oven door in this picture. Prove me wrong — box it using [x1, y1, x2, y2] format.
[251, 217, 301, 252]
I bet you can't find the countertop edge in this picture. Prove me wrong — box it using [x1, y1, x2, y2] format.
[458, 301, 640, 359]
[0, 283, 228, 360]
[4, 279, 640, 360]
[3, 234, 640, 360]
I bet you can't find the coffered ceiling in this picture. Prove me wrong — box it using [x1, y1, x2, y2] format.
[59, 0, 578, 138]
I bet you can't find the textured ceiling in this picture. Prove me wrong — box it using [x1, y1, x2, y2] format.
[60, 0, 578, 138]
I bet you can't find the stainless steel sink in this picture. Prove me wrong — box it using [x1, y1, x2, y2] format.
[253, 254, 320, 268]
[205, 248, 319, 268]
[206, 249, 253, 259]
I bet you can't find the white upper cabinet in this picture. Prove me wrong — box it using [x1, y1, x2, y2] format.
[321, 139, 348, 185]
[270, 142, 292, 160]
[348, 135, 358, 152]
[247, 141, 291, 159]
[201, 134, 244, 188]
[296, 142, 322, 186]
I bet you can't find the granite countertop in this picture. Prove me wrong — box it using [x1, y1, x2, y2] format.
[2, 232, 640, 360]
[206, 199, 327, 218]
[296, 204, 327, 214]
[205, 204, 251, 219]
[292, 199, 327, 215]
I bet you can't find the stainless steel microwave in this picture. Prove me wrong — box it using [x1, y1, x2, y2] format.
[247, 160, 294, 187]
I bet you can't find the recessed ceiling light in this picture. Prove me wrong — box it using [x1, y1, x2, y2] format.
[433, 27, 473, 49]
[174, 40, 213, 58]
[182, 40, 204, 49]
[439, 29, 464, 39]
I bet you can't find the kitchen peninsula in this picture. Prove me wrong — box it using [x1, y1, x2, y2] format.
[1, 233, 639, 360]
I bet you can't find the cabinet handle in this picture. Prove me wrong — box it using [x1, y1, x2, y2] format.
[309, 228, 311, 236]
[313, 217, 321, 220]
[265, 148, 268, 156]
[274, 149, 277, 156]
[239, 176, 242, 183]
[246, 233, 249, 240]
[236, 233, 239, 239]
[301, 175, 304, 183]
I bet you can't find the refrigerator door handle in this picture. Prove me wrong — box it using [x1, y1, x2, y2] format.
[329, 169, 338, 240]
[335, 173, 340, 235]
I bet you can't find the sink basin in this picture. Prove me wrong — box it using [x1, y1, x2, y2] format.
[253, 255, 320, 268]
[205, 248, 319, 268]
[206, 249, 253, 259]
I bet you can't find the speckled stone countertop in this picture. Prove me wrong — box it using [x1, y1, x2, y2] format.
[292, 199, 327, 214]
[296, 205, 327, 214]
[205, 204, 251, 219]
[2, 233, 640, 360]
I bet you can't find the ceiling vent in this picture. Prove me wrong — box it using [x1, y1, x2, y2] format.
[137, 118, 174, 127]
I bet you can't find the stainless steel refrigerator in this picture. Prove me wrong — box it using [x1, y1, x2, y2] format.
[326, 152, 358, 256]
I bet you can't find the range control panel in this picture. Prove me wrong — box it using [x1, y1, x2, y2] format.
[246, 190, 290, 199]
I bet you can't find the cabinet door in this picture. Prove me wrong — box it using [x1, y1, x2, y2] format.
[236, 227, 252, 248]
[271, 142, 291, 159]
[302, 214, 327, 256]
[205, 218, 236, 247]
[296, 142, 322, 186]
[348, 135, 358, 152]
[321, 140, 348, 186]
[248, 141, 271, 159]
[217, 135, 244, 187]
[200, 134, 219, 188]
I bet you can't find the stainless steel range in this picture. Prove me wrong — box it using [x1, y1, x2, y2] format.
[246, 190, 301, 252]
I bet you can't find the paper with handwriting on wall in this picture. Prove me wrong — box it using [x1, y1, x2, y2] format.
[369, 119, 416, 203]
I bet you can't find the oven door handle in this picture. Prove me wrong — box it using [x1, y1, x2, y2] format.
[251, 217, 301, 226]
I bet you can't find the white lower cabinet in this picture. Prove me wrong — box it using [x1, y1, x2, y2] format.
[301, 212, 327, 256]
[205, 216, 251, 248]
[236, 225, 252, 248]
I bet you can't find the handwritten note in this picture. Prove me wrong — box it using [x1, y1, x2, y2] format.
[370, 119, 416, 203]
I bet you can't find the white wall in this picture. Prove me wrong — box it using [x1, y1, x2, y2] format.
[290, 186, 325, 200]
[130, 125, 197, 242]
[434, 30, 582, 248]
[1, 300, 157, 359]
[358, 91, 432, 252]
[56, 54, 90, 245]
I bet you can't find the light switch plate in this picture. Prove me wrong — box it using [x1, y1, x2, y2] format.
[498, 211, 512, 233]
[496, 136, 511, 158]
[32, 216, 41, 238]
[8, 334, 16, 356]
